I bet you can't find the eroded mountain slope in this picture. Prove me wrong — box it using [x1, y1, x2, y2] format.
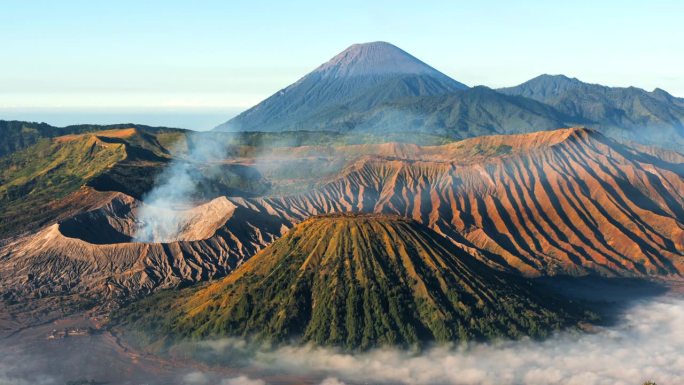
[0, 188, 287, 327]
[1, 128, 682, 326]
[116, 214, 589, 350]
[250, 128, 683, 276]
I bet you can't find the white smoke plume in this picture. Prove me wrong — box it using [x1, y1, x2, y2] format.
[131, 127, 447, 243]
[133, 132, 228, 243]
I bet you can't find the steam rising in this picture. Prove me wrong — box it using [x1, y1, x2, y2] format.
[131, 131, 333, 243]
[131, 130, 356, 243]
[134, 132, 227, 243]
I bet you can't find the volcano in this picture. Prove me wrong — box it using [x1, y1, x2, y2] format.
[212, 43, 586, 140]
[214, 41, 467, 132]
[119, 214, 587, 350]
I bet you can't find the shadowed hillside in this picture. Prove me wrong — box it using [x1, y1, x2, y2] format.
[0, 127, 184, 238]
[213, 42, 684, 149]
[294, 86, 585, 138]
[500, 75, 684, 148]
[0, 120, 186, 158]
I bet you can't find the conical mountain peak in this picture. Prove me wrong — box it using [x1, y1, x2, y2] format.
[313, 41, 450, 79]
[216, 41, 466, 132]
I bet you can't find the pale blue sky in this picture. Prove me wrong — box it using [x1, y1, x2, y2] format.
[1, 0, 682, 129]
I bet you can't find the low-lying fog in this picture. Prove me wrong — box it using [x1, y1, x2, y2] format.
[1, 294, 682, 385]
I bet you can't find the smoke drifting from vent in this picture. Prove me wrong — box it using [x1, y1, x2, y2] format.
[133, 132, 228, 243]
[129, 129, 385, 243]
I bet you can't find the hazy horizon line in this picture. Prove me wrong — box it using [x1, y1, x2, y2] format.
[0, 107, 244, 131]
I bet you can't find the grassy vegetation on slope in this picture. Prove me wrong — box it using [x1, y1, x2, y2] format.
[0, 120, 186, 158]
[0, 127, 189, 238]
[0, 122, 193, 238]
[116, 214, 591, 351]
[0, 129, 280, 238]
[0, 135, 128, 237]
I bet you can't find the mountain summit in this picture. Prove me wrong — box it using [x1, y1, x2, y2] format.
[499, 74, 586, 99]
[312, 41, 461, 79]
[215, 41, 467, 132]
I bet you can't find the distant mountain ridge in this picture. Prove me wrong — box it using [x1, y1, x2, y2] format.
[215, 41, 467, 132]
[215, 43, 684, 149]
[307, 86, 586, 138]
[0, 120, 185, 158]
[499, 74, 684, 146]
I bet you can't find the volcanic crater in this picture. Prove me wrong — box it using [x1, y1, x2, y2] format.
[58, 195, 237, 244]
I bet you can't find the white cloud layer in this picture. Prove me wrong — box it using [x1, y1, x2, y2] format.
[230, 297, 683, 385]
[1, 296, 681, 385]
[220, 375, 266, 385]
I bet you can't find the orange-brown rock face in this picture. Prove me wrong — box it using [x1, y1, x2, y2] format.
[0, 128, 682, 323]
[0, 189, 287, 323]
[252, 128, 683, 276]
